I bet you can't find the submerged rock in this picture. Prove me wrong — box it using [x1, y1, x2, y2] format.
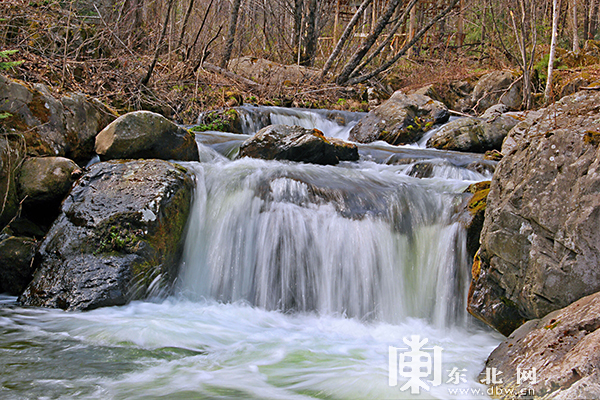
[349, 92, 449, 145]
[19, 159, 194, 311]
[239, 124, 358, 165]
[485, 291, 600, 399]
[95, 111, 199, 161]
[468, 90, 600, 336]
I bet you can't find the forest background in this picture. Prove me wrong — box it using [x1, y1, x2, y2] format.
[1, 0, 599, 124]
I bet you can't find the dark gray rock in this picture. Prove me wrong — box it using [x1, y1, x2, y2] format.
[239, 124, 358, 165]
[485, 291, 600, 399]
[468, 90, 600, 336]
[349, 92, 449, 145]
[19, 159, 194, 310]
[95, 111, 199, 161]
[0, 235, 38, 295]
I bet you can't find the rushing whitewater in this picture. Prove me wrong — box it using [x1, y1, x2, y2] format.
[0, 107, 502, 399]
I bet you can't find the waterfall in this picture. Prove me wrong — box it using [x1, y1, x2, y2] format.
[178, 144, 484, 327]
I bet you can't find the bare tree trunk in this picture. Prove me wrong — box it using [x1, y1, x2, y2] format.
[336, 0, 403, 85]
[321, 0, 374, 79]
[300, 0, 318, 66]
[293, 0, 304, 61]
[350, 0, 418, 79]
[571, 0, 579, 51]
[408, 2, 417, 57]
[220, 0, 243, 69]
[185, 0, 214, 61]
[545, 0, 561, 103]
[510, 0, 537, 110]
[177, 0, 196, 50]
[456, 0, 465, 47]
[346, 0, 459, 85]
[140, 0, 175, 86]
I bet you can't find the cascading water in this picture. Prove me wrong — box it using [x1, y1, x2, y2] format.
[0, 107, 503, 399]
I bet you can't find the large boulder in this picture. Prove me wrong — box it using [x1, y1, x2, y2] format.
[0, 133, 26, 229]
[239, 124, 359, 165]
[427, 105, 522, 152]
[485, 291, 600, 399]
[19, 159, 194, 311]
[348, 92, 449, 145]
[470, 70, 523, 113]
[0, 75, 116, 162]
[468, 90, 600, 336]
[0, 234, 38, 295]
[95, 111, 199, 161]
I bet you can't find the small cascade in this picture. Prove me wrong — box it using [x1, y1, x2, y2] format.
[235, 105, 365, 139]
[178, 156, 481, 327]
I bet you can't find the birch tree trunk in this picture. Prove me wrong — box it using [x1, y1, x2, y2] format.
[545, 0, 561, 104]
[571, 0, 579, 51]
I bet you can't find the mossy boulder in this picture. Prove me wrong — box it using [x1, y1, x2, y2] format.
[19, 159, 194, 310]
[95, 111, 199, 161]
[0, 74, 116, 162]
[195, 108, 243, 134]
[239, 124, 359, 165]
[348, 92, 449, 145]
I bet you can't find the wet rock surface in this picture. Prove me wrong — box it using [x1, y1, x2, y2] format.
[19, 159, 194, 311]
[95, 111, 199, 162]
[349, 92, 449, 145]
[468, 90, 600, 336]
[239, 124, 358, 165]
[485, 291, 600, 399]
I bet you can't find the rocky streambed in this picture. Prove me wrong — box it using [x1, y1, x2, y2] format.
[2, 70, 600, 399]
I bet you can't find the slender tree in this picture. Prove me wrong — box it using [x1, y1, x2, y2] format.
[545, 0, 561, 104]
[220, 0, 243, 69]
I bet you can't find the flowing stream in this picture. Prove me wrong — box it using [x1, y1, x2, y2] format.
[1, 107, 503, 399]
